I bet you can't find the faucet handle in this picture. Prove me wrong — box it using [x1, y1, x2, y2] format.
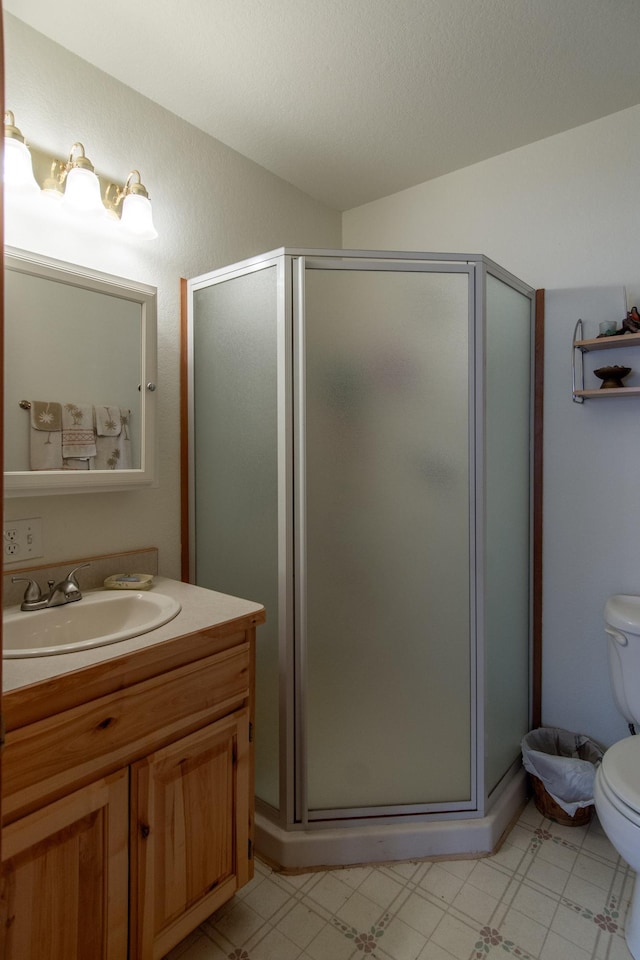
[11, 576, 44, 608]
[65, 562, 91, 587]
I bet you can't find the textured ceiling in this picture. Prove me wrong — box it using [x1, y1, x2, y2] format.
[6, 0, 640, 210]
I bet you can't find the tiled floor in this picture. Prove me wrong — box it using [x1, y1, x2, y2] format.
[163, 800, 635, 960]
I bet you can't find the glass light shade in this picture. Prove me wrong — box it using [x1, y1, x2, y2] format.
[41, 185, 64, 204]
[4, 137, 40, 194]
[120, 192, 158, 239]
[62, 165, 104, 217]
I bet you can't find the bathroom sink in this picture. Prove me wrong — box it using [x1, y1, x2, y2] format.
[604, 594, 640, 634]
[3, 589, 182, 658]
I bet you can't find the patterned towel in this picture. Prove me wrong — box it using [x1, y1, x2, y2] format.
[29, 399, 63, 470]
[61, 402, 96, 459]
[95, 405, 122, 437]
[93, 409, 132, 470]
[30, 401, 62, 432]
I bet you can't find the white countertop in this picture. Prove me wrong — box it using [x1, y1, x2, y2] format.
[3, 577, 264, 694]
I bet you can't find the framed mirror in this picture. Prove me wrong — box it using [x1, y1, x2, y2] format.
[4, 247, 157, 496]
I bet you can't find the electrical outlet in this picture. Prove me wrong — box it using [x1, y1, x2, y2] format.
[3, 517, 44, 563]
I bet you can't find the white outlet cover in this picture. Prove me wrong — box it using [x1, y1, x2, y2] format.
[3, 517, 44, 564]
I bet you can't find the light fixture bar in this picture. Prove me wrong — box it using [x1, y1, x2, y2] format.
[3, 110, 158, 239]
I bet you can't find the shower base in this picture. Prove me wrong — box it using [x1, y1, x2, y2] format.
[255, 767, 527, 871]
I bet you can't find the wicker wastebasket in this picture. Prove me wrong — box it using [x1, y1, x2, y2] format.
[529, 773, 593, 826]
[521, 727, 603, 827]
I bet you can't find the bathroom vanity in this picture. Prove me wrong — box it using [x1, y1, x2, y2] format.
[0, 578, 265, 960]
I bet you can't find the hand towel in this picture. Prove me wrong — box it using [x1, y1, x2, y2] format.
[120, 409, 131, 441]
[93, 408, 132, 469]
[29, 400, 63, 469]
[61, 402, 96, 459]
[31, 401, 62, 432]
[95, 405, 122, 437]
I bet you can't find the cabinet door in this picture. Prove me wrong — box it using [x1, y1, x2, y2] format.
[130, 708, 252, 960]
[0, 770, 129, 960]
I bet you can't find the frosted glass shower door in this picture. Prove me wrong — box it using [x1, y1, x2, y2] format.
[191, 262, 284, 811]
[299, 264, 474, 817]
[484, 274, 532, 794]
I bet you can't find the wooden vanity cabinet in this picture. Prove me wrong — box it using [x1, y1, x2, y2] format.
[0, 611, 262, 960]
[1, 771, 129, 960]
[130, 708, 252, 959]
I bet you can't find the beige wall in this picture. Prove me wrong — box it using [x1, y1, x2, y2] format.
[343, 104, 640, 304]
[4, 14, 341, 579]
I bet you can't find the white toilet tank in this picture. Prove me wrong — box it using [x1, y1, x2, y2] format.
[605, 595, 640, 728]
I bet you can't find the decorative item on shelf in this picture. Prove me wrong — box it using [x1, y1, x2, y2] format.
[3, 110, 158, 239]
[623, 307, 640, 335]
[594, 365, 632, 389]
[598, 320, 619, 338]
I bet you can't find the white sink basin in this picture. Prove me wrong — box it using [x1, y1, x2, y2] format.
[604, 594, 640, 634]
[3, 589, 182, 658]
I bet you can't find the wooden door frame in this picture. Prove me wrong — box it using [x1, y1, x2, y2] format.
[179, 278, 189, 582]
[1, 0, 7, 862]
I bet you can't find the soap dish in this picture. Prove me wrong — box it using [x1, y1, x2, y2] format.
[104, 573, 154, 591]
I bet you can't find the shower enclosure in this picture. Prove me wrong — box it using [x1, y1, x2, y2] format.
[187, 249, 535, 868]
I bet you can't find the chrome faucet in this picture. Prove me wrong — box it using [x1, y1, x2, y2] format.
[12, 563, 91, 611]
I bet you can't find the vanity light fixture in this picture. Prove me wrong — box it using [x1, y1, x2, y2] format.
[105, 170, 158, 239]
[3, 110, 158, 239]
[41, 159, 66, 204]
[60, 142, 104, 217]
[3, 111, 40, 195]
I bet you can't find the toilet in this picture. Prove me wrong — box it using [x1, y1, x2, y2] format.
[595, 595, 640, 960]
[594, 738, 640, 958]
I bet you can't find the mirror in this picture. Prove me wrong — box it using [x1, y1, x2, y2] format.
[4, 247, 157, 495]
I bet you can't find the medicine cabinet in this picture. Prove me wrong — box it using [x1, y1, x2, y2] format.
[4, 248, 157, 495]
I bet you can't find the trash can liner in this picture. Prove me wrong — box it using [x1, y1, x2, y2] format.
[521, 727, 603, 817]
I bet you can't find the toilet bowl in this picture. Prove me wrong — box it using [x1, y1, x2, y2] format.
[594, 737, 640, 959]
[596, 595, 640, 959]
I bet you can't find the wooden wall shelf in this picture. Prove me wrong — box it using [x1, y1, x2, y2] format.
[572, 321, 640, 402]
[573, 386, 640, 399]
[575, 332, 640, 353]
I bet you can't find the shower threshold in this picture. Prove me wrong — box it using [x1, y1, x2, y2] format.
[255, 766, 527, 871]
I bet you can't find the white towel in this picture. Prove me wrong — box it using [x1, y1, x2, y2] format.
[30, 431, 63, 469]
[95, 405, 122, 437]
[93, 409, 132, 470]
[61, 402, 96, 459]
